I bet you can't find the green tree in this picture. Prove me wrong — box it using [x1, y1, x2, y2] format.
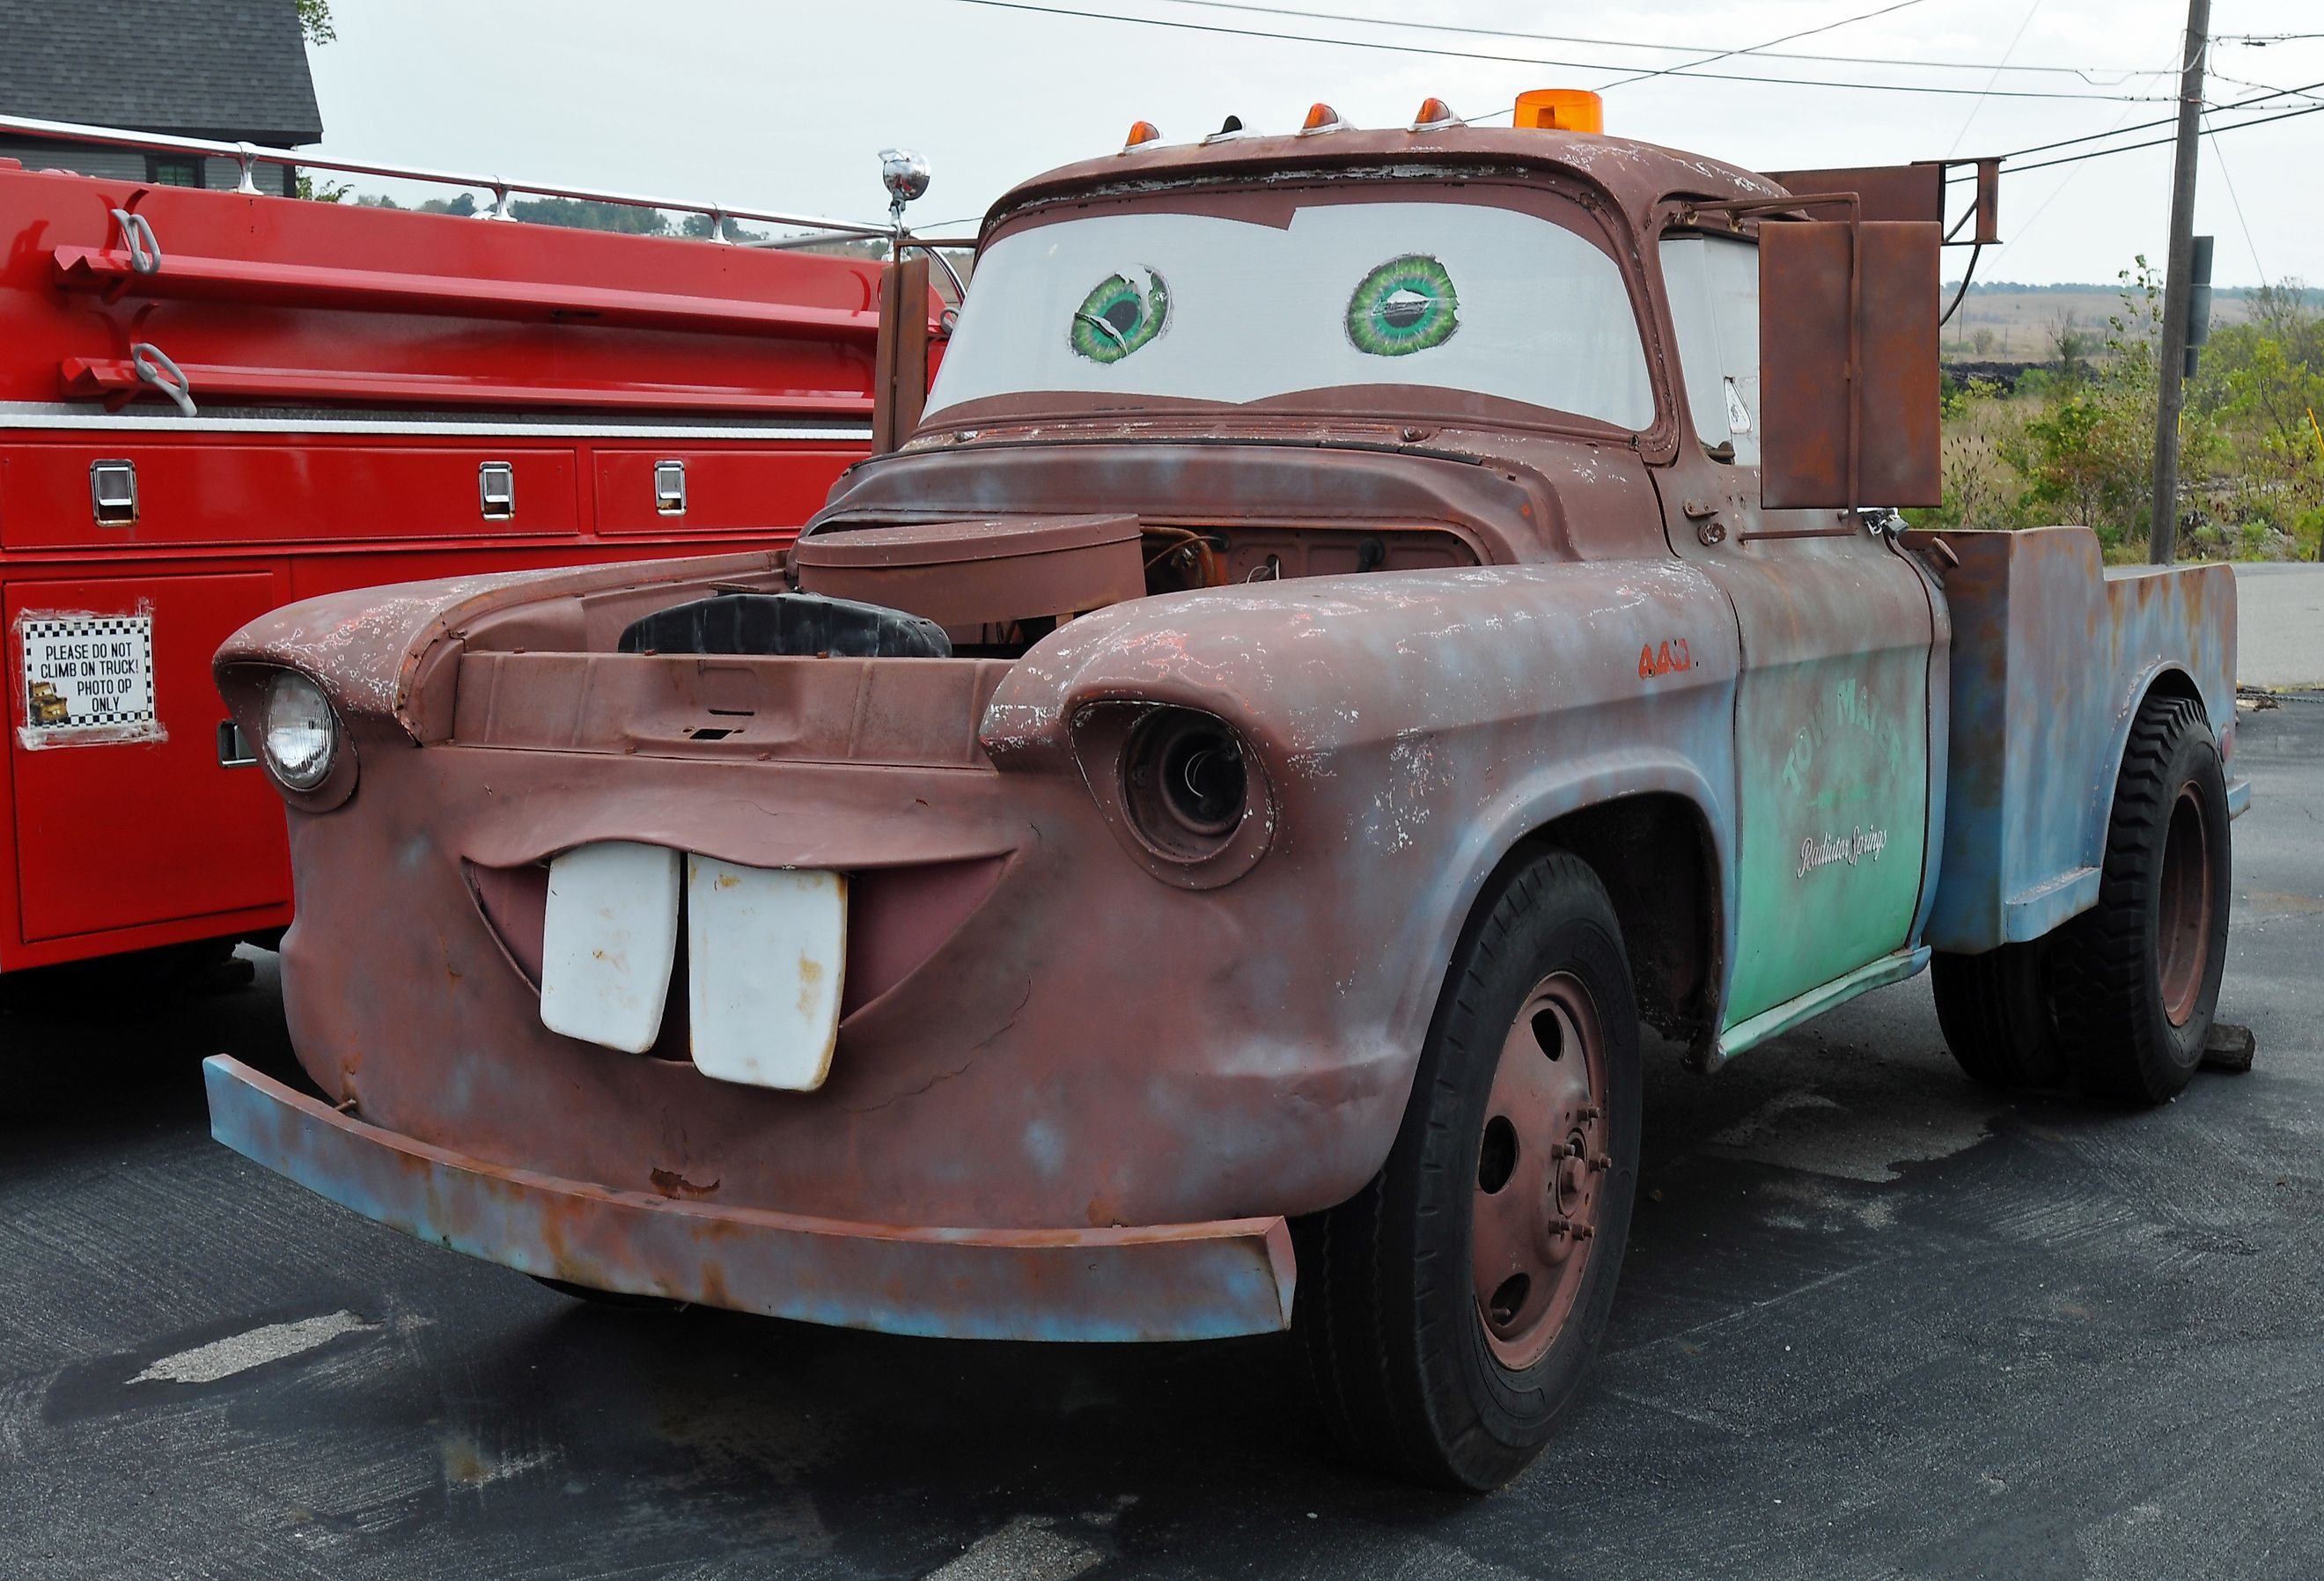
[2194, 280, 2324, 554]
[1997, 256, 2204, 552]
[298, 1, 335, 45]
[509, 197, 670, 235]
[352, 194, 479, 217]
[2011, 392, 2119, 537]
[678, 212, 769, 243]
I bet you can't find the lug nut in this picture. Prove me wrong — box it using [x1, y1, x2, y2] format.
[1589, 1153, 1612, 1173]
[1572, 1224, 1595, 1242]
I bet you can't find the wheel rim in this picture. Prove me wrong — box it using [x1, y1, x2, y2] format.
[2157, 783, 2213, 1027]
[1471, 971, 1610, 1371]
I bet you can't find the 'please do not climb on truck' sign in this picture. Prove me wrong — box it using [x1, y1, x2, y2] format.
[16, 613, 160, 748]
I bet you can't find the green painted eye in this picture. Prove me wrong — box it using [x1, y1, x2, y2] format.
[1070, 268, 1169, 363]
[1346, 255, 1459, 356]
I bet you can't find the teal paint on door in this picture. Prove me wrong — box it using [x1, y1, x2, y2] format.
[1652, 224, 1937, 1031]
[1725, 640, 1931, 1026]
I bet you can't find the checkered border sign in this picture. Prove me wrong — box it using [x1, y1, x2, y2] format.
[20, 614, 157, 729]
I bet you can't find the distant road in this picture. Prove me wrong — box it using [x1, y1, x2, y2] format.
[2234, 563, 2324, 689]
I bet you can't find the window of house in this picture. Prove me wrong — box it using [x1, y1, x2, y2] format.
[146, 156, 202, 188]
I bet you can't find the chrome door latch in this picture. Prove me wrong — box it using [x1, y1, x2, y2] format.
[90, 460, 137, 525]
[479, 461, 516, 519]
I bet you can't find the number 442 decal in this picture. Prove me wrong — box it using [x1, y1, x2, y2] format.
[1638, 637, 1692, 679]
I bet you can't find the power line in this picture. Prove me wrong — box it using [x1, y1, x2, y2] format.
[2203, 109, 2267, 283]
[1595, 0, 1929, 93]
[2208, 70, 2324, 104]
[2008, 96, 2324, 172]
[940, 0, 2175, 102]
[1972, 40, 2188, 246]
[1980, 75, 2324, 163]
[1129, 0, 2167, 79]
[1948, 0, 2048, 157]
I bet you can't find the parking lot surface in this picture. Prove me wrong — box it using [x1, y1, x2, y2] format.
[4, 695, 2320, 1581]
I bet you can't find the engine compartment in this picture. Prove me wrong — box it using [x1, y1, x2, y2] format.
[459, 518, 1482, 663]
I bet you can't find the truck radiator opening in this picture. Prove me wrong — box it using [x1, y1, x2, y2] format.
[616, 591, 951, 659]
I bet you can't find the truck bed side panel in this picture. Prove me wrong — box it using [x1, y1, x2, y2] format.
[1922, 526, 2237, 954]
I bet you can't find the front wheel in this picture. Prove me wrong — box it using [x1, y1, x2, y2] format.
[1293, 849, 1641, 1490]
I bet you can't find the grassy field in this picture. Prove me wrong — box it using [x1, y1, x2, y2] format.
[1939, 283, 2286, 362]
[1918, 276, 2324, 563]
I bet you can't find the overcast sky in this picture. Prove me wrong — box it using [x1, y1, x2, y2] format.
[307, 0, 2320, 286]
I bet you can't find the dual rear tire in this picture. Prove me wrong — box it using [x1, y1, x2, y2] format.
[1933, 693, 2231, 1104]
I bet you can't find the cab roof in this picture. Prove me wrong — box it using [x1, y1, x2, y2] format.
[980, 126, 1791, 242]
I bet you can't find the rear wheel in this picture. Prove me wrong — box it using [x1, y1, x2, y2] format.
[1294, 849, 1640, 1490]
[2052, 694, 2231, 1104]
[1931, 940, 2067, 1090]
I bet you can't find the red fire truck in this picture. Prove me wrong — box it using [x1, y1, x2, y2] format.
[0, 116, 940, 976]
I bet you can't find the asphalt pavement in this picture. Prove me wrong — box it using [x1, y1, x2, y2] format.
[4, 707, 2322, 1580]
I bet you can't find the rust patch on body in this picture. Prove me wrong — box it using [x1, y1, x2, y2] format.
[650, 1168, 722, 1200]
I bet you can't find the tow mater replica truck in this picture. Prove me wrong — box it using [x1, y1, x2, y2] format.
[202, 95, 2244, 1489]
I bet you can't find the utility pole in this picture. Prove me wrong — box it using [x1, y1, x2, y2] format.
[2149, 0, 2211, 564]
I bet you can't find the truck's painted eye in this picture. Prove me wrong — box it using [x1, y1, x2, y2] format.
[1346, 254, 1459, 356]
[1070, 268, 1169, 363]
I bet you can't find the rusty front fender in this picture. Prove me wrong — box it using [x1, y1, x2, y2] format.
[986, 559, 1742, 1174]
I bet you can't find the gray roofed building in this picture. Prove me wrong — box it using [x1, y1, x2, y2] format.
[0, 0, 322, 196]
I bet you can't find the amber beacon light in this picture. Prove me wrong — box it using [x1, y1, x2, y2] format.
[1513, 89, 1605, 134]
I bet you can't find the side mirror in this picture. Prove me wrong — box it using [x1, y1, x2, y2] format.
[872, 253, 931, 455]
[1758, 218, 1942, 511]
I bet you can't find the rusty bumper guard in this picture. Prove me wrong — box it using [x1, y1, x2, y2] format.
[205, 1056, 1297, 1342]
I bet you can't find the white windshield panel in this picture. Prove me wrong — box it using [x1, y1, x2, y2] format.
[926, 202, 1656, 430]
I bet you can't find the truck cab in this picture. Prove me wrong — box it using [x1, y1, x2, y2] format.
[202, 101, 2242, 1491]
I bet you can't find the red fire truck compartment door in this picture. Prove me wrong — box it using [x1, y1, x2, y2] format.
[8, 571, 289, 943]
[0, 445, 579, 551]
[592, 448, 860, 536]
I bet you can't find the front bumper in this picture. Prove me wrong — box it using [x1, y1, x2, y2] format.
[206, 1056, 1297, 1342]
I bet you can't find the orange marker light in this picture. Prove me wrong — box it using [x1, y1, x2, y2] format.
[1122, 120, 1163, 151]
[1513, 88, 1605, 134]
[1298, 102, 1347, 135]
[1411, 97, 1459, 129]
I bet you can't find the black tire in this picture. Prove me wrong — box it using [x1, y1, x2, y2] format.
[2052, 694, 2232, 1105]
[1931, 940, 2068, 1090]
[1293, 848, 1642, 1491]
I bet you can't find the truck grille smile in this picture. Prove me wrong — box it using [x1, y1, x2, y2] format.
[462, 851, 1008, 1086]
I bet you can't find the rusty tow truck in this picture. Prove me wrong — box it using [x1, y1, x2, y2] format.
[202, 95, 2244, 1489]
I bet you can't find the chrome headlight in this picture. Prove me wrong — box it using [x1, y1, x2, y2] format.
[261, 670, 338, 791]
